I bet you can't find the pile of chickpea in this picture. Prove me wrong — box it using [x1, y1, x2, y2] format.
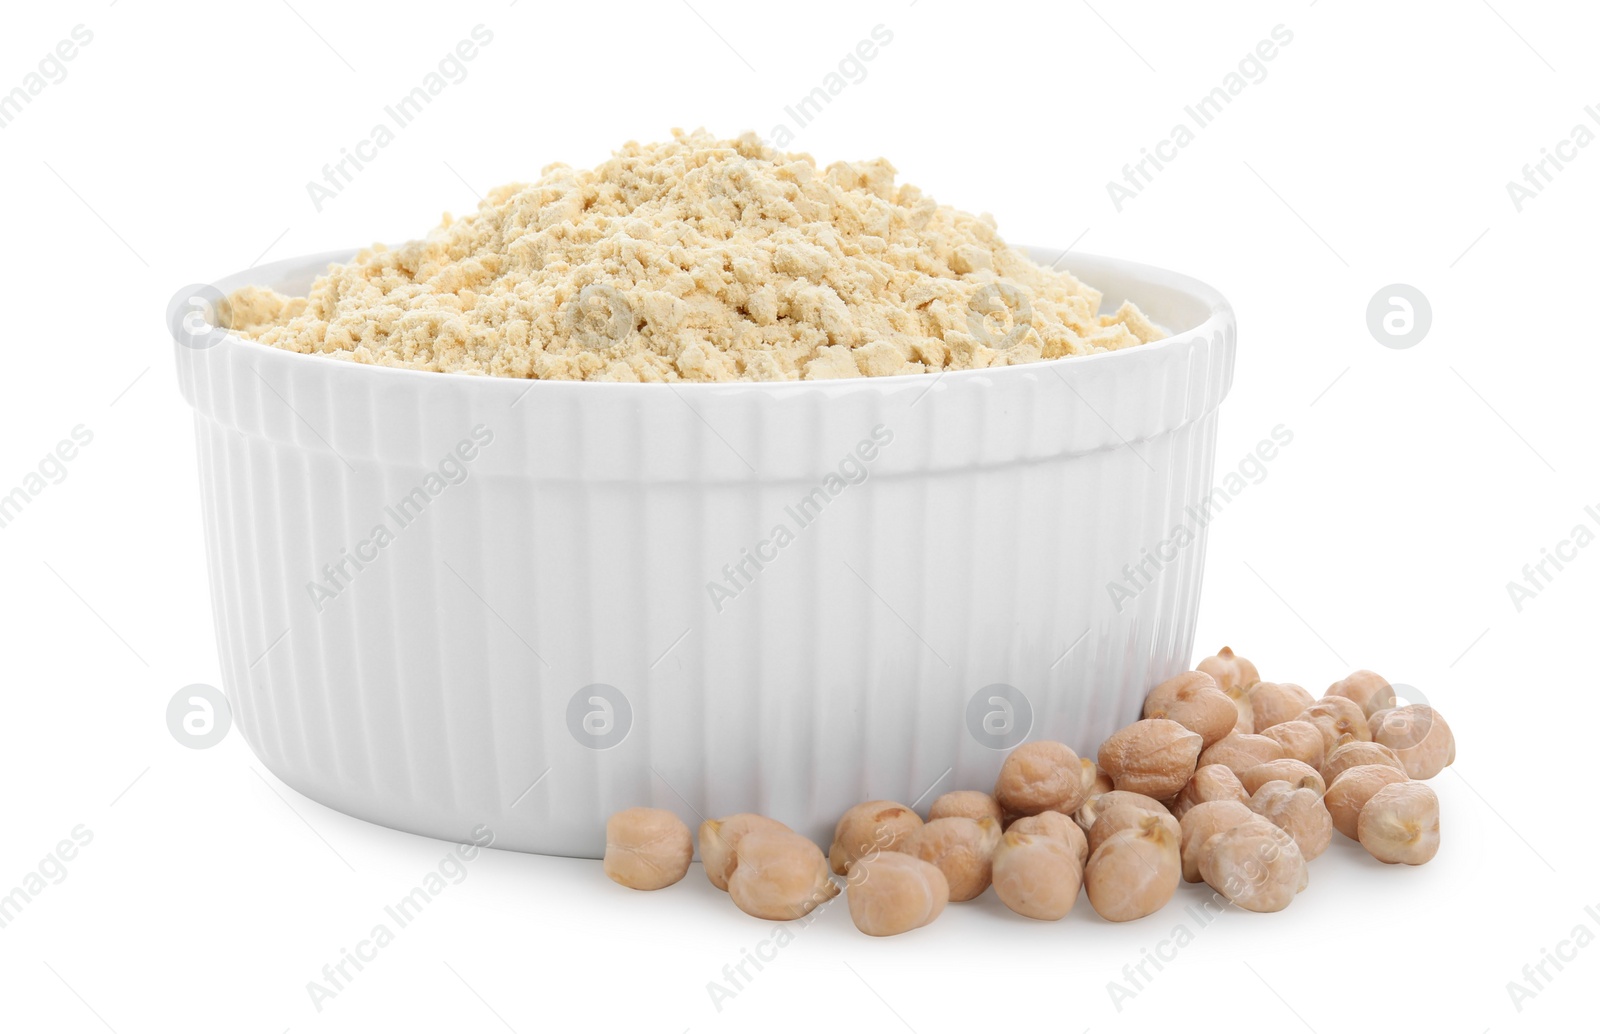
[601, 648, 1453, 936]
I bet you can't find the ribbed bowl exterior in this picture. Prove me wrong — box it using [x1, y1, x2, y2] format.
[175, 249, 1236, 856]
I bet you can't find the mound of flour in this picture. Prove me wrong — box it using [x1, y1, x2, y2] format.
[229, 130, 1163, 381]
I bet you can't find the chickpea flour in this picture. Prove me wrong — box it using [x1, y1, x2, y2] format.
[228, 130, 1164, 382]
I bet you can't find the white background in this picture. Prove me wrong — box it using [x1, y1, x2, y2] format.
[2, 0, 1596, 1031]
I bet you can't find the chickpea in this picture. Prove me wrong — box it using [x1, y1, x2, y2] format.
[1239, 758, 1326, 797]
[603, 807, 694, 891]
[1321, 740, 1407, 785]
[830, 800, 923, 876]
[1198, 646, 1260, 734]
[1080, 757, 1114, 797]
[928, 790, 1004, 825]
[1085, 822, 1181, 922]
[1226, 686, 1255, 735]
[1143, 671, 1237, 747]
[1196, 645, 1260, 692]
[1297, 698, 1372, 755]
[700, 813, 790, 891]
[727, 830, 839, 920]
[994, 741, 1088, 817]
[1087, 801, 1182, 857]
[1197, 733, 1286, 777]
[1247, 682, 1315, 731]
[1325, 764, 1410, 840]
[1357, 781, 1441, 865]
[1325, 670, 1397, 719]
[845, 852, 948, 936]
[1009, 810, 1089, 868]
[1369, 707, 1395, 742]
[1098, 719, 1203, 799]
[897, 816, 1002, 902]
[1170, 764, 1248, 820]
[1075, 790, 1170, 831]
[1370, 705, 1455, 780]
[1259, 719, 1325, 772]
[992, 831, 1082, 920]
[1249, 780, 1333, 861]
[1198, 817, 1308, 913]
[1178, 799, 1255, 883]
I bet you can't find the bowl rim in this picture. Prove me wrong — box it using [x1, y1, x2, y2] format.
[184, 246, 1234, 395]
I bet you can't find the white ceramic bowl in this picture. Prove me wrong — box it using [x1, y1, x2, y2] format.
[173, 247, 1234, 856]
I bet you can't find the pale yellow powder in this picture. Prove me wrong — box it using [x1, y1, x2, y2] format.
[228, 130, 1165, 382]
